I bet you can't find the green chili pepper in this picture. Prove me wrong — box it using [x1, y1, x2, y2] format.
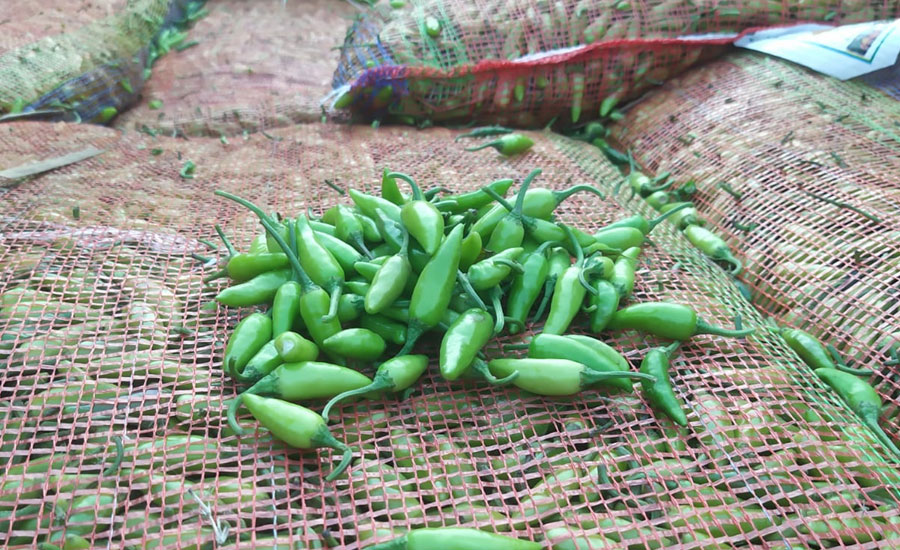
[436, 178, 514, 213]
[684, 224, 742, 275]
[271, 281, 302, 337]
[609, 246, 641, 299]
[295, 215, 345, 322]
[505, 241, 553, 333]
[640, 341, 688, 426]
[483, 169, 541, 252]
[366, 224, 411, 314]
[381, 168, 408, 205]
[441, 308, 503, 382]
[606, 302, 755, 340]
[349, 188, 403, 224]
[398, 224, 463, 355]
[644, 190, 671, 210]
[229, 361, 372, 433]
[372, 207, 406, 252]
[781, 328, 835, 370]
[458, 230, 483, 271]
[215, 268, 291, 307]
[240, 394, 352, 481]
[533, 246, 571, 321]
[360, 314, 408, 346]
[603, 203, 692, 235]
[225, 253, 288, 282]
[356, 212, 383, 242]
[223, 313, 272, 375]
[658, 201, 700, 230]
[487, 358, 654, 396]
[333, 204, 374, 258]
[522, 184, 606, 221]
[466, 247, 523, 290]
[346, 280, 370, 296]
[524, 333, 634, 391]
[315, 231, 364, 273]
[591, 226, 645, 252]
[454, 126, 514, 142]
[322, 354, 428, 420]
[363, 528, 540, 550]
[617, 167, 674, 198]
[465, 133, 534, 156]
[354, 261, 381, 281]
[248, 233, 268, 254]
[323, 328, 387, 361]
[274, 331, 319, 363]
[230, 340, 282, 384]
[543, 225, 588, 335]
[588, 279, 619, 332]
[387, 173, 445, 255]
[815, 368, 900, 457]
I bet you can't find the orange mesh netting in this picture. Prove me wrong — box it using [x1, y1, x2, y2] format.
[608, 51, 900, 443]
[2, 120, 899, 548]
[114, 0, 358, 137]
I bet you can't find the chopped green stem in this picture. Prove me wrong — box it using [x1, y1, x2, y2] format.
[203, 268, 229, 284]
[718, 182, 743, 200]
[561, 224, 583, 265]
[386, 171, 424, 201]
[324, 284, 343, 323]
[191, 253, 213, 263]
[552, 184, 605, 204]
[480, 186, 516, 214]
[578, 264, 603, 296]
[102, 436, 124, 476]
[423, 186, 450, 200]
[198, 238, 218, 251]
[314, 428, 354, 481]
[695, 320, 754, 338]
[733, 221, 758, 232]
[804, 189, 881, 224]
[644, 177, 675, 194]
[324, 180, 345, 195]
[663, 340, 680, 356]
[472, 358, 519, 385]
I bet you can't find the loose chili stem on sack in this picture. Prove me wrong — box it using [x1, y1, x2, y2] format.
[322, 355, 428, 420]
[240, 394, 352, 481]
[815, 368, 900, 458]
[640, 341, 688, 426]
[606, 302, 755, 341]
[362, 527, 540, 550]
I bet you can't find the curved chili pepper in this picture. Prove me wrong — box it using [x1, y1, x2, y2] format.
[781, 328, 835, 370]
[606, 302, 755, 340]
[230, 340, 282, 384]
[225, 253, 289, 282]
[398, 224, 463, 355]
[315, 230, 364, 274]
[223, 313, 272, 375]
[589, 279, 620, 333]
[371, 207, 406, 253]
[295, 215, 345, 322]
[815, 368, 900, 457]
[322, 354, 428, 420]
[360, 314, 407, 346]
[366, 227, 411, 314]
[524, 333, 635, 392]
[465, 133, 534, 156]
[487, 358, 654, 396]
[274, 331, 318, 363]
[466, 247, 523, 290]
[533, 246, 571, 322]
[641, 341, 688, 426]
[381, 168, 408, 205]
[323, 328, 387, 361]
[271, 281, 302, 337]
[228, 361, 372, 434]
[659, 201, 700, 230]
[604, 203, 692, 235]
[520, 184, 606, 220]
[349, 188, 403, 224]
[436, 178, 514, 214]
[458, 230, 483, 271]
[215, 268, 292, 307]
[483, 169, 541, 252]
[505, 241, 553, 333]
[388, 172, 445, 255]
[543, 225, 588, 335]
[684, 224, 743, 275]
[333, 204, 373, 258]
[363, 528, 540, 550]
[439, 308, 494, 381]
[610, 246, 641, 299]
[240, 394, 352, 481]
[645, 190, 671, 210]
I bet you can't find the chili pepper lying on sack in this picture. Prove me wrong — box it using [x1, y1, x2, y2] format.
[464, 133, 534, 156]
[362, 527, 540, 550]
[606, 302, 755, 341]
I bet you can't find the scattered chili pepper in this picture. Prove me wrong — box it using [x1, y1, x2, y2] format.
[606, 302, 755, 340]
[640, 341, 688, 426]
[465, 133, 534, 156]
[524, 333, 635, 392]
[683, 224, 743, 275]
[454, 126, 514, 142]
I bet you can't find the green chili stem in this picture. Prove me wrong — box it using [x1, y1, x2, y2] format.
[226, 394, 247, 436]
[552, 184, 605, 204]
[490, 288, 505, 334]
[718, 182, 743, 200]
[561, 224, 583, 266]
[324, 282, 343, 323]
[480, 186, 516, 213]
[385, 172, 424, 201]
[695, 320, 754, 338]
[644, 177, 675, 194]
[314, 428, 354, 481]
[214, 224, 236, 256]
[457, 271, 489, 311]
[803, 189, 881, 224]
[102, 436, 124, 476]
[492, 258, 524, 273]
[646, 203, 691, 233]
[662, 340, 680, 357]
[203, 268, 229, 284]
[322, 376, 392, 421]
[198, 238, 218, 251]
[472, 358, 518, 386]
[532, 277, 555, 321]
[191, 253, 213, 263]
[423, 186, 450, 200]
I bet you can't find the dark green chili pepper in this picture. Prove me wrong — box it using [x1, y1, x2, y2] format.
[466, 247, 523, 290]
[610, 246, 641, 299]
[228, 362, 372, 434]
[436, 178, 514, 213]
[334, 204, 374, 258]
[215, 268, 292, 307]
[223, 313, 272, 375]
[398, 224, 463, 355]
[533, 246, 571, 321]
[295, 215, 345, 322]
[272, 281, 302, 337]
[596, 141, 631, 166]
[781, 328, 835, 370]
[363, 527, 540, 550]
[658, 201, 700, 230]
[645, 190, 671, 210]
[488, 358, 654, 396]
[606, 302, 755, 340]
[482, 169, 541, 252]
[641, 341, 688, 426]
[589, 279, 620, 332]
[274, 331, 319, 363]
[349, 187, 403, 224]
[315, 231, 364, 273]
[322, 328, 387, 361]
[389, 173, 445, 255]
[543, 225, 588, 335]
[240, 394, 352, 481]
[322, 355, 428, 420]
[465, 133, 534, 156]
[366, 225, 411, 314]
[225, 253, 289, 282]
[524, 333, 635, 392]
[603, 203, 692, 235]
[815, 368, 900, 457]
[360, 314, 407, 346]
[684, 224, 742, 275]
[459, 230, 483, 271]
[230, 340, 282, 384]
[381, 168, 408, 205]
[505, 241, 553, 333]
[454, 125, 514, 142]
